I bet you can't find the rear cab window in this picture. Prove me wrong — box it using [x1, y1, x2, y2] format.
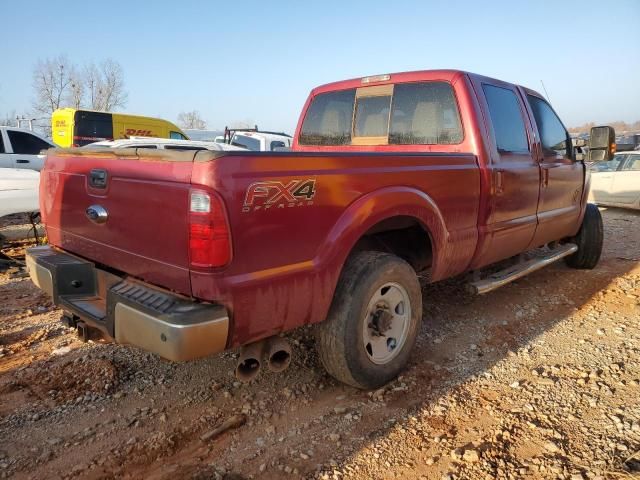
[390, 82, 463, 145]
[299, 81, 463, 147]
[353, 85, 392, 144]
[232, 134, 261, 151]
[299, 89, 355, 146]
[270, 141, 287, 151]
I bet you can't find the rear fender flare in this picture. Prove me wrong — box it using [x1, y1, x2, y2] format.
[315, 186, 449, 289]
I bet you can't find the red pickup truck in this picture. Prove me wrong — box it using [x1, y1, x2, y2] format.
[27, 70, 614, 389]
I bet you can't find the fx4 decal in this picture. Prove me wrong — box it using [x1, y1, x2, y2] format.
[243, 179, 316, 212]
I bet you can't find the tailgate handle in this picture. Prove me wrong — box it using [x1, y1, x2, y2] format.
[89, 169, 108, 189]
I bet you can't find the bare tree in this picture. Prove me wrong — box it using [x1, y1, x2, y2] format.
[67, 68, 85, 109]
[228, 119, 257, 129]
[84, 62, 102, 110]
[85, 59, 128, 111]
[32, 56, 128, 115]
[177, 110, 207, 130]
[32, 55, 74, 116]
[99, 59, 127, 111]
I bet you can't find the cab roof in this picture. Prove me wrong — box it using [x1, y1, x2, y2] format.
[310, 69, 544, 99]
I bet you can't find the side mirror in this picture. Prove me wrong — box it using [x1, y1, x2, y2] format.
[588, 126, 616, 162]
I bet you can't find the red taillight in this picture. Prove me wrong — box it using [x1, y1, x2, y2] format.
[189, 190, 231, 268]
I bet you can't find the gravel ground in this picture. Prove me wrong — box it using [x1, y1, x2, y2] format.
[0, 207, 638, 480]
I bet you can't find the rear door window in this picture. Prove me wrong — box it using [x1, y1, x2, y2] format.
[299, 89, 356, 146]
[482, 84, 529, 153]
[527, 95, 570, 156]
[390, 82, 463, 145]
[7, 130, 52, 154]
[0, 131, 5, 153]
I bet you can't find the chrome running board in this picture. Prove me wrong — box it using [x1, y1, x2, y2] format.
[468, 243, 578, 295]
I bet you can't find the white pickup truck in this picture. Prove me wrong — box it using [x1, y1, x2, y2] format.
[0, 126, 54, 171]
[224, 128, 293, 151]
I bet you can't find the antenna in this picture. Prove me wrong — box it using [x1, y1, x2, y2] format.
[540, 80, 551, 103]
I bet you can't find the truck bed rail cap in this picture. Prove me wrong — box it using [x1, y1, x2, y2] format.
[47, 147, 226, 163]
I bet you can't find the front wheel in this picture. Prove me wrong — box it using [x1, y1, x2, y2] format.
[315, 251, 422, 389]
[565, 203, 603, 269]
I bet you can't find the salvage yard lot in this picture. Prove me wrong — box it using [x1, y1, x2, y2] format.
[0, 207, 639, 480]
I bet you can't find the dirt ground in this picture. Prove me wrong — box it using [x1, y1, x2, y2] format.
[0, 207, 638, 480]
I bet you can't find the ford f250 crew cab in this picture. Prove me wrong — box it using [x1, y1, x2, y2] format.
[27, 70, 615, 389]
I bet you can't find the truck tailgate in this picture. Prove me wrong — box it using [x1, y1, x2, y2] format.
[41, 148, 197, 295]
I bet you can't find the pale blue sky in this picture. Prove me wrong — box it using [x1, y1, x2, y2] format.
[2, 0, 639, 133]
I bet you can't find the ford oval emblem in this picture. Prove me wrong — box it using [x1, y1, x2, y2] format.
[86, 205, 108, 224]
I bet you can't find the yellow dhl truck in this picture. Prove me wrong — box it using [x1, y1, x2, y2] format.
[51, 108, 189, 147]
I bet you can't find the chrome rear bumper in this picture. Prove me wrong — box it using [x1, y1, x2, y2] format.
[26, 246, 229, 361]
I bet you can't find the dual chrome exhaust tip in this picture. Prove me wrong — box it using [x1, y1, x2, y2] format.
[235, 336, 292, 382]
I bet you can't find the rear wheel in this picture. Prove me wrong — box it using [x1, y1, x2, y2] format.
[565, 203, 603, 269]
[316, 251, 422, 389]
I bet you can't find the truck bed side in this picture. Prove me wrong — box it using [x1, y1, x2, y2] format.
[190, 151, 480, 345]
